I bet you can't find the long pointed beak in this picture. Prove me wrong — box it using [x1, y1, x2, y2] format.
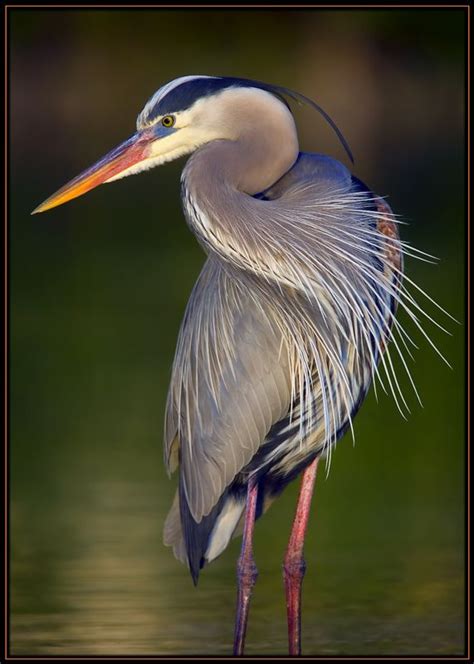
[32, 130, 155, 214]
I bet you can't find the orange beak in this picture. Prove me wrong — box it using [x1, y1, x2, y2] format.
[32, 130, 156, 214]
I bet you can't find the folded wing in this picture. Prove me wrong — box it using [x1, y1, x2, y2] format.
[164, 257, 291, 523]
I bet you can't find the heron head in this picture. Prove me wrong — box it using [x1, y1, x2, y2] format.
[33, 75, 352, 214]
[32, 75, 301, 214]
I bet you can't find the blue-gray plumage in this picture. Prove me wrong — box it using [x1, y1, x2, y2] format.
[164, 149, 400, 577]
[33, 75, 451, 656]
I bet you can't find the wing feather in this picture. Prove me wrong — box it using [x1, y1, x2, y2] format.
[165, 257, 291, 522]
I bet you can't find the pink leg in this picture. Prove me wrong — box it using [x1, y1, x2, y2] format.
[233, 478, 259, 656]
[284, 456, 320, 656]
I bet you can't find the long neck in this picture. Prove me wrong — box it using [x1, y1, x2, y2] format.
[184, 130, 298, 196]
[181, 129, 299, 264]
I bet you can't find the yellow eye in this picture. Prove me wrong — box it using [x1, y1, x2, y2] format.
[161, 115, 175, 128]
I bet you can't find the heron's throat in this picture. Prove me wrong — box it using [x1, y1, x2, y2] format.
[229, 132, 299, 195]
[181, 129, 298, 264]
[184, 129, 299, 196]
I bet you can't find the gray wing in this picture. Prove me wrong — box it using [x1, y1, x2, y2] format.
[164, 257, 291, 523]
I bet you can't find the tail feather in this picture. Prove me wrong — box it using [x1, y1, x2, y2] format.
[164, 478, 283, 584]
[179, 479, 232, 585]
[164, 484, 247, 585]
[164, 488, 226, 582]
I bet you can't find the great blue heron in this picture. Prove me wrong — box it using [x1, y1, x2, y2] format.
[33, 75, 451, 656]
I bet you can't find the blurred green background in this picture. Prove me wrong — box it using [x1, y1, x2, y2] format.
[9, 8, 466, 656]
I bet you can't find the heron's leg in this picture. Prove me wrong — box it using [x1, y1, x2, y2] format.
[233, 476, 259, 656]
[284, 456, 320, 656]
